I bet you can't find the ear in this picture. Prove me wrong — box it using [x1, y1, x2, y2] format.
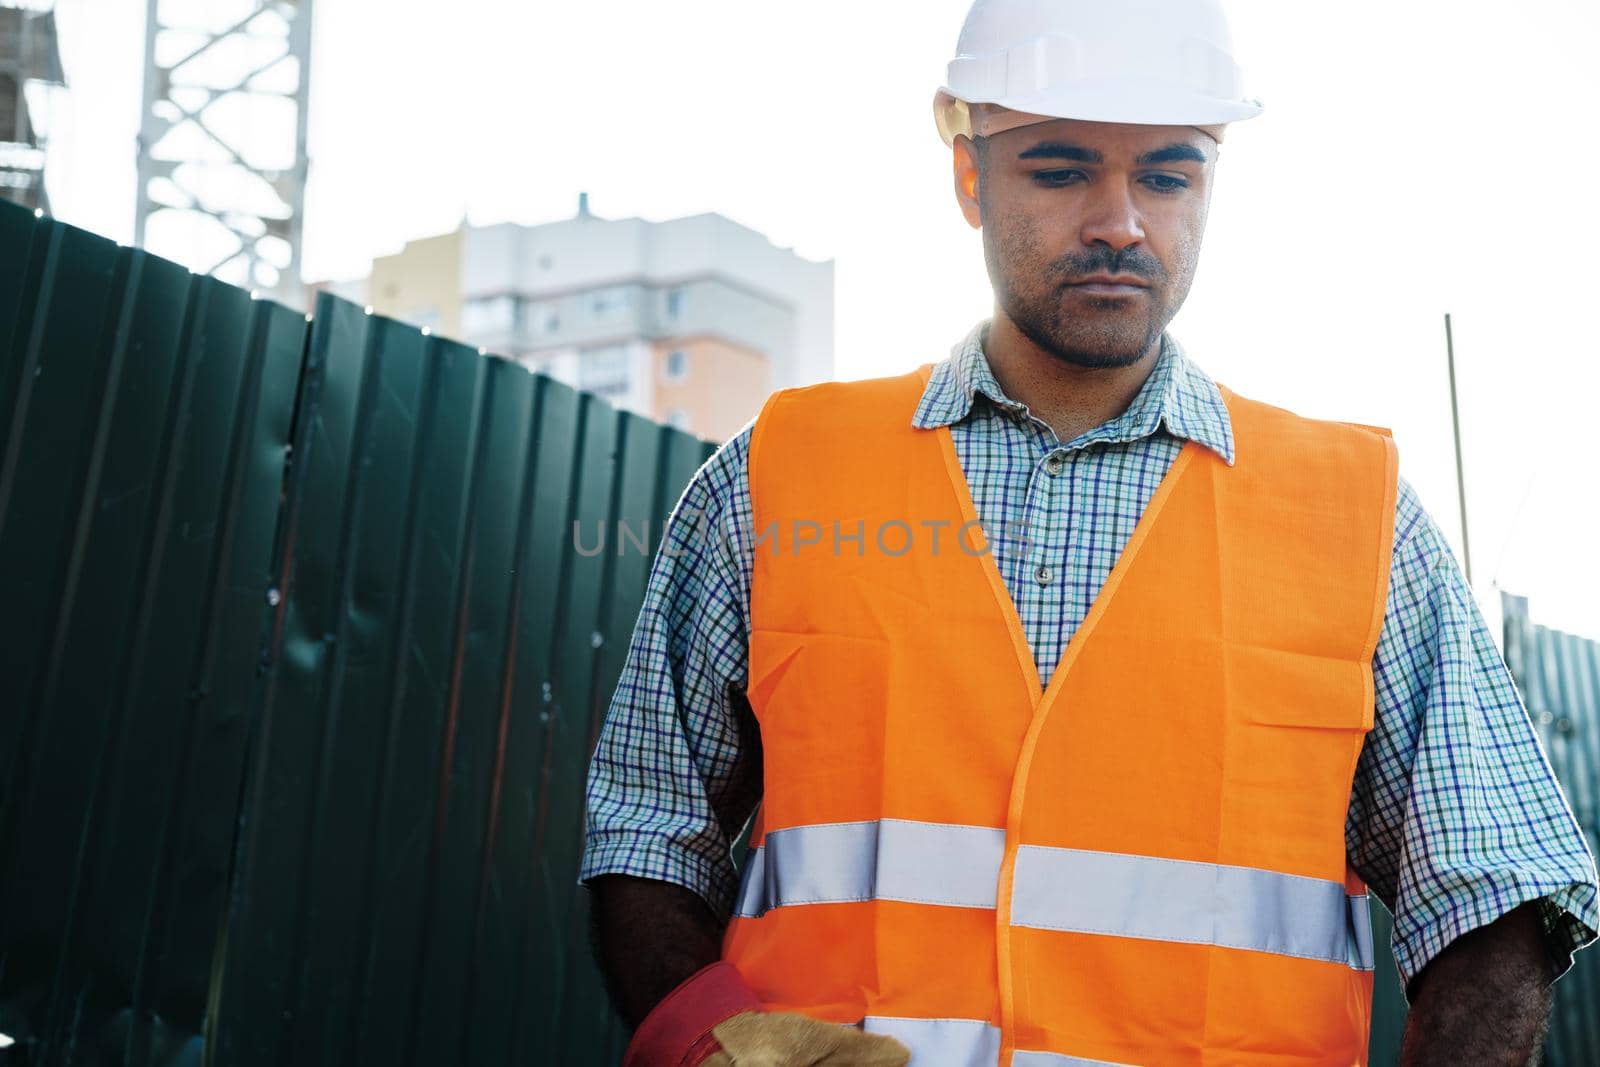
[953, 136, 983, 230]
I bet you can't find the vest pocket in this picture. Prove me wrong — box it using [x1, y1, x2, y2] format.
[1223, 643, 1371, 875]
[1227, 643, 1374, 732]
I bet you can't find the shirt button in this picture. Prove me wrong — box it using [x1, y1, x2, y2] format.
[1034, 564, 1052, 585]
[1044, 452, 1065, 476]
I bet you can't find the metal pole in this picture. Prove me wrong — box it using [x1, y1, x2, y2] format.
[1444, 312, 1474, 585]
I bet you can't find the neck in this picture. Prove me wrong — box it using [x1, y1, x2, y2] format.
[982, 310, 1164, 445]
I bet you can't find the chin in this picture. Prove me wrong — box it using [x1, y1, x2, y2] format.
[1005, 294, 1161, 369]
[1047, 325, 1150, 367]
[1050, 347, 1147, 370]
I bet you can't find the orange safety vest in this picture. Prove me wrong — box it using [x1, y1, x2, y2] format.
[721, 363, 1398, 1066]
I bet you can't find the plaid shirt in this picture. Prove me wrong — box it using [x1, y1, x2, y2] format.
[580, 318, 1599, 996]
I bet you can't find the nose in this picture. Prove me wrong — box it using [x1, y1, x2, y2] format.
[1078, 178, 1146, 254]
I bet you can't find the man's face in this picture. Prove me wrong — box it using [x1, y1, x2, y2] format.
[955, 117, 1216, 369]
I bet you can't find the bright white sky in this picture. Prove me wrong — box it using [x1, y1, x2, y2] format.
[36, 0, 1600, 640]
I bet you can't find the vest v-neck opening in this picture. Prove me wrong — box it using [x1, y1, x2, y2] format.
[914, 363, 1205, 712]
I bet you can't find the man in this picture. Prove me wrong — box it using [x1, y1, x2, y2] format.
[580, 1, 1600, 1063]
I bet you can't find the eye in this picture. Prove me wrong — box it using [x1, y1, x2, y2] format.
[1033, 169, 1086, 187]
[1142, 174, 1189, 193]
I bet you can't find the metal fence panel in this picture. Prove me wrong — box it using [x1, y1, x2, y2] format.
[0, 200, 308, 1063]
[0, 198, 722, 1065]
[1503, 592, 1600, 1067]
[1366, 898, 1408, 1065]
[203, 295, 668, 1067]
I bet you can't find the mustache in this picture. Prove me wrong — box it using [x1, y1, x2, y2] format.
[1053, 249, 1165, 285]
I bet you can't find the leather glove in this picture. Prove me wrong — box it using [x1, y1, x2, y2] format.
[702, 1009, 911, 1066]
[621, 960, 910, 1066]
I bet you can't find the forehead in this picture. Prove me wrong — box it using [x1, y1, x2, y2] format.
[990, 117, 1213, 162]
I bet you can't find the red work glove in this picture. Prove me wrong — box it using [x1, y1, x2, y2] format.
[622, 961, 910, 1066]
[622, 961, 763, 1067]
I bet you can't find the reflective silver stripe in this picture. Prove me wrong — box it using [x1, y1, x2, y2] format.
[733, 819, 1374, 971]
[1010, 845, 1376, 970]
[1013, 1049, 1141, 1066]
[734, 818, 1005, 917]
[857, 1016, 997, 1066]
[1347, 893, 1376, 970]
[854, 1017, 1136, 1066]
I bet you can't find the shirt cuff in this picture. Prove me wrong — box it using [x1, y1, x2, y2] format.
[1395, 879, 1600, 1001]
[578, 830, 741, 920]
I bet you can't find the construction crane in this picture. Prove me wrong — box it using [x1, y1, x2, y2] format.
[0, 0, 65, 215]
[134, 0, 314, 307]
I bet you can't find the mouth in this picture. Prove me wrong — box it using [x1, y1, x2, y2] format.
[1064, 276, 1151, 298]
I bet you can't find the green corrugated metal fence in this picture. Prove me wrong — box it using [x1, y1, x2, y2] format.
[1367, 902, 1408, 1064]
[1503, 592, 1600, 1066]
[0, 199, 307, 1066]
[0, 197, 717, 1065]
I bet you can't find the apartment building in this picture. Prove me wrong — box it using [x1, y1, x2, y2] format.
[322, 195, 834, 442]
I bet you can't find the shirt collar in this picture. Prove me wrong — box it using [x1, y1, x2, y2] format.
[912, 318, 1236, 466]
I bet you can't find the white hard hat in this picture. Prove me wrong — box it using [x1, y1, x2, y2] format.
[934, 0, 1264, 147]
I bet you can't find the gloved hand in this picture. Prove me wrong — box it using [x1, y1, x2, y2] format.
[621, 960, 911, 1067]
[702, 1009, 911, 1066]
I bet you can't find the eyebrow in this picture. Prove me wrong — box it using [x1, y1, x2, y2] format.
[1016, 141, 1209, 166]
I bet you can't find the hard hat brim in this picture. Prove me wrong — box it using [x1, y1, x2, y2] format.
[934, 85, 1262, 148]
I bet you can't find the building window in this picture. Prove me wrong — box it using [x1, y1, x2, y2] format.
[665, 287, 685, 319]
[579, 344, 631, 398]
[664, 408, 691, 431]
[528, 300, 561, 334]
[461, 294, 517, 335]
[591, 285, 632, 316]
[664, 349, 689, 382]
